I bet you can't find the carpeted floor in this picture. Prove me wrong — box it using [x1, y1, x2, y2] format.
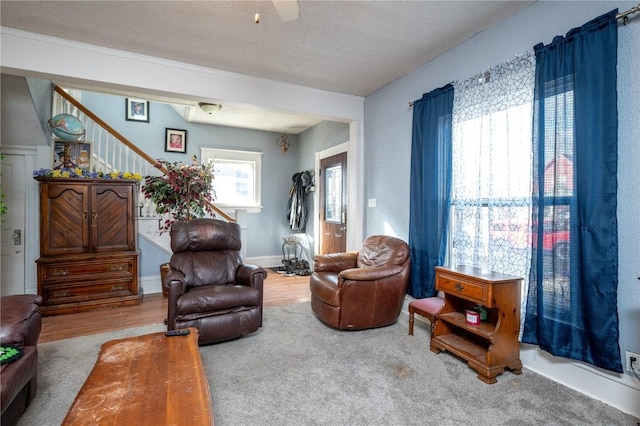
[17, 303, 638, 425]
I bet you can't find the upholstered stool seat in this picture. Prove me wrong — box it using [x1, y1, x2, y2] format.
[408, 296, 444, 337]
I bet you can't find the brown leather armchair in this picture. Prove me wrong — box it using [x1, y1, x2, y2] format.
[1, 294, 42, 426]
[166, 218, 267, 345]
[309, 235, 411, 330]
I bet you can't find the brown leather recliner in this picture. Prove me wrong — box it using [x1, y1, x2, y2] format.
[1, 294, 42, 426]
[166, 218, 267, 345]
[309, 235, 411, 330]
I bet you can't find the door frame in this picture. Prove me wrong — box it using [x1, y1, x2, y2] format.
[313, 121, 364, 258]
[318, 151, 348, 255]
[1, 145, 41, 295]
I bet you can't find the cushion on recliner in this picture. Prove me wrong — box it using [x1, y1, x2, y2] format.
[308, 272, 341, 307]
[357, 235, 409, 268]
[171, 219, 242, 253]
[176, 285, 261, 316]
[171, 251, 242, 288]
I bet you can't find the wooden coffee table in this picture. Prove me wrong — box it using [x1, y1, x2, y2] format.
[62, 327, 213, 425]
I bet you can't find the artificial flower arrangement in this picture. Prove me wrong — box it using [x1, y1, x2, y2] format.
[33, 167, 143, 181]
[141, 155, 216, 231]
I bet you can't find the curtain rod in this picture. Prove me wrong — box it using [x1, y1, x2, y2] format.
[408, 6, 640, 109]
[617, 3, 640, 23]
[409, 3, 640, 108]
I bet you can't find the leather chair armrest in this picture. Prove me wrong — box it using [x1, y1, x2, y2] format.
[314, 252, 358, 272]
[167, 270, 187, 330]
[0, 295, 43, 347]
[237, 264, 267, 286]
[339, 265, 403, 282]
[237, 263, 267, 326]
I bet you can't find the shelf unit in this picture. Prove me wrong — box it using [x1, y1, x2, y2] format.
[430, 265, 523, 384]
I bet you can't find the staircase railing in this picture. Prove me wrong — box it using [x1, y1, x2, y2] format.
[53, 85, 235, 222]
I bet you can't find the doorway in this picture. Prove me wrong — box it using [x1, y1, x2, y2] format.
[1, 153, 26, 295]
[319, 152, 347, 254]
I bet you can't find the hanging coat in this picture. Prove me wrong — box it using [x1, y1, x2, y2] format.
[287, 171, 312, 231]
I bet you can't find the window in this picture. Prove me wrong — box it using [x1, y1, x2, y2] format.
[450, 102, 533, 278]
[450, 53, 536, 284]
[200, 148, 262, 211]
[449, 53, 536, 325]
[531, 79, 575, 320]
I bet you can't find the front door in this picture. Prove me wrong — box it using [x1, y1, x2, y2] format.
[319, 152, 347, 254]
[1, 154, 26, 296]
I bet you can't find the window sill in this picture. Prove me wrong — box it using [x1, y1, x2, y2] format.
[219, 205, 263, 214]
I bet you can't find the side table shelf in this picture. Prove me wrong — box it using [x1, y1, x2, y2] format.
[430, 265, 523, 384]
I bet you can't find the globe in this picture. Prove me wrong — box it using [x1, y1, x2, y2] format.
[47, 114, 85, 141]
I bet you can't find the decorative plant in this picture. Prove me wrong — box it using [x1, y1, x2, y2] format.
[142, 155, 216, 231]
[32, 168, 142, 180]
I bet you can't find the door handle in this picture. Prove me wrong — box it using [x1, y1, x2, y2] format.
[13, 230, 21, 246]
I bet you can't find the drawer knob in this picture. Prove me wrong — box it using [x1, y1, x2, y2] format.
[52, 268, 70, 276]
[52, 290, 70, 298]
[454, 283, 464, 292]
[109, 264, 127, 272]
[111, 284, 127, 291]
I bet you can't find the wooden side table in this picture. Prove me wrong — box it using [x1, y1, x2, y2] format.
[430, 265, 523, 384]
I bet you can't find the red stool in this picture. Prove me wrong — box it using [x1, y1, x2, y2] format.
[408, 296, 444, 337]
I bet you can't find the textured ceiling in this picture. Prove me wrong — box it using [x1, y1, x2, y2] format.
[1, 0, 533, 133]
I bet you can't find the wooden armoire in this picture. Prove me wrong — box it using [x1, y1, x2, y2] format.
[35, 177, 142, 316]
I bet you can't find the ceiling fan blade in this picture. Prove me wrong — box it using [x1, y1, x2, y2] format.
[272, 0, 299, 22]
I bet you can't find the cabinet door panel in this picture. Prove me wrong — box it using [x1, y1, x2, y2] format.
[92, 184, 136, 252]
[41, 183, 89, 255]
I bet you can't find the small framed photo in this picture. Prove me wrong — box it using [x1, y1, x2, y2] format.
[52, 140, 92, 171]
[126, 98, 149, 122]
[165, 128, 187, 153]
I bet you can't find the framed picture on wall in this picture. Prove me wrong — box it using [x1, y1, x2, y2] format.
[125, 98, 149, 122]
[52, 140, 92, 171]
[165, 128, 187, 153]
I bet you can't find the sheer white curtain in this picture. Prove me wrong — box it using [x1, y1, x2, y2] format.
[450, 52, 535, 302]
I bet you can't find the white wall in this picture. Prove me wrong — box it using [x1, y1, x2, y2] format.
[363, 1, 639, 417]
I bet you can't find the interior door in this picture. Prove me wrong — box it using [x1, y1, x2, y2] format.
[1, 154, 26, 296]
[319, 152, 347, 254]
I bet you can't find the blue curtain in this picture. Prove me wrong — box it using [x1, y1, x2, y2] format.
[408, 84, 453, 298]
[522, 10, 622, 372]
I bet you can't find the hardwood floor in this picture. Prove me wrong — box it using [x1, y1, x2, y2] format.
[39, 271, 310, 343]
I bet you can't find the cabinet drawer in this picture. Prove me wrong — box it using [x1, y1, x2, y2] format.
[41, 278, 135, 305]
[40, 258, 134, 279]
[437, 275, 486, 303]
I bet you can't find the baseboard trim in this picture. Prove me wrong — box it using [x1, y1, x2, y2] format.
[245, 255, 283, 268]
[520, 343, 640, 418]
[140, 274, 162, 295]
